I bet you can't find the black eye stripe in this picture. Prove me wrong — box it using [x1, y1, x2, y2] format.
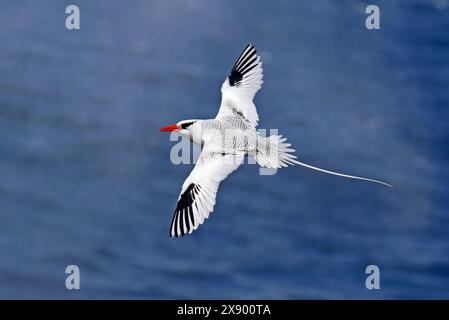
[181, 122, 194, 129]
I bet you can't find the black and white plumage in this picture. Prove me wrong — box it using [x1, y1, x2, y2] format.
[160, 44, 392, 238]
[217, 44, 263, 127]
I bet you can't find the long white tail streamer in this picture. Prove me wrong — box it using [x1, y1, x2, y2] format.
[292, 158, 393, 188]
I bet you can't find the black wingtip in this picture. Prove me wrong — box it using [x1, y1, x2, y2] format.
[228, 44, 259, 87]
[169, 183, 198, 239]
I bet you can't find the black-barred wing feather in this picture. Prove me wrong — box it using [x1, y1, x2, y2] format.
[216, 44, 264, 127]
[169, 152, 244, 238]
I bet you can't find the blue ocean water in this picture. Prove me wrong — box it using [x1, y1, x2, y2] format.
[0, 0, 448, 299]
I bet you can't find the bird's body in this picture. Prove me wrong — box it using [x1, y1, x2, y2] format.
[160, 44, 391, 238]
[186, 117, 283, 161]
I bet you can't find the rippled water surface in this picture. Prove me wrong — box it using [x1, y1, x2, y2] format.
[0, 0, 448, 298]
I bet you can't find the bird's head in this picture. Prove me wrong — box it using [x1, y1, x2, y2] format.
[160, 119, 199, 137]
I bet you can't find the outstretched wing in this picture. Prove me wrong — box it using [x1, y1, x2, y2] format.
[169, 151, 244, 238]
[216, 44, 264, 128]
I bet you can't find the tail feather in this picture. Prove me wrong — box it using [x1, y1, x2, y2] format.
[291, 158, 393, 188]
[254, 134, 393, 188]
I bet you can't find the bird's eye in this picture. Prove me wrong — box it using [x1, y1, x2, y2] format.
[181, 122, 194, 129]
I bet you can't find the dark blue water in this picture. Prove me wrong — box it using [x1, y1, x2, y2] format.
[0, 0, 448, 299]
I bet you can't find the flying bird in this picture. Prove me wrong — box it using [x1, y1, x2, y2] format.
[160, 44, 392, 238]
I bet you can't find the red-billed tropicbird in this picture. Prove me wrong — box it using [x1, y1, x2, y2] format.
[160, 44, 392, 238]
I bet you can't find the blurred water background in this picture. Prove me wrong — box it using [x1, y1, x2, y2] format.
[0, 0, 448, 299]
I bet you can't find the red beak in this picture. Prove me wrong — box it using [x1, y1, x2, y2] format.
[159, 124, 180, 132]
